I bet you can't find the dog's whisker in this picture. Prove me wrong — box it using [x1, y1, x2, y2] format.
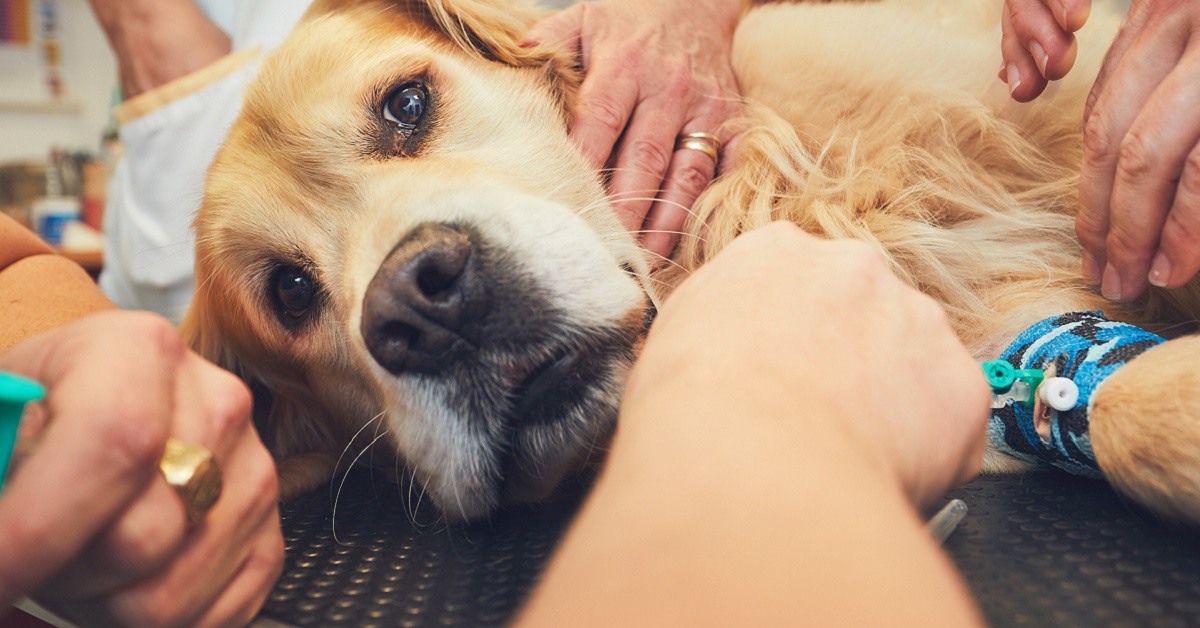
[405, 467, 426, 529]
[330, 411, 387, 504]
[640, 249, 693, 276]
[631, 229, 709, 245]
[625, 270, 680, 291]
[331, 411, 386, 543]
[395, 458, 424, 529]
[1154, 319, 1200, 336]
[332, 429, 391, 546]
[612, 196, 708, 221]
[366, 408, 389, 503]
[413, 473, 433, 528]
[450, 466, 471, 525]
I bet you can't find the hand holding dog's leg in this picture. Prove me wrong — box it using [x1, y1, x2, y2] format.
[618, 222, 990, 507]
[524, 0, 745, 265]
[0, 312, 283, 626]
[520, 223, 988, 627]
[999, 0, 1089, 101]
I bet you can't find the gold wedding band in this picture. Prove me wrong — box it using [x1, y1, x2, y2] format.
[159, 438, 222, 524]
[681, 131, 722, 151]
[674, 132, 722, 165]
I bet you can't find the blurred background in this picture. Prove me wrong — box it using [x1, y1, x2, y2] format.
[0, 0, 576, 278]
[0, 0, 112, 272]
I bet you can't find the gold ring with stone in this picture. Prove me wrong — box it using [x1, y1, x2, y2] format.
[159, 438, 222, 524]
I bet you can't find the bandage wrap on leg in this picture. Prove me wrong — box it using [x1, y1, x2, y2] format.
[988, 311, 1164, 478]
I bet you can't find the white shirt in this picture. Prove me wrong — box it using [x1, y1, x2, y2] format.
[98, 1, 312, 322]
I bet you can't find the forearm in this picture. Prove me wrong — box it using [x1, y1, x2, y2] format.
[0, 215, 113, 353]
[87, 0, 230, 98]
[519, 384, 983, 626]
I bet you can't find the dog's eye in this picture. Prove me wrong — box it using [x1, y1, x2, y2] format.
[382, 83, 428, 129]
[275, 267, 315, 318]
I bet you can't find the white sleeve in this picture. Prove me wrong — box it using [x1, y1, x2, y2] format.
[98, 52, 261, 323]
[99, 0, 311, 323]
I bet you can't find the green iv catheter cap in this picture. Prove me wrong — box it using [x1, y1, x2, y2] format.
[0, 372, 44, 491]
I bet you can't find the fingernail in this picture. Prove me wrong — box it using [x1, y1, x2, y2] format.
[518, 39, 539, 48]
[1081, 251, 1102, 284]
[1101, 263, 1122, 301]
[998, 60, 1008, 81]
[1029, 41, 1049, 78]
[1006, 64, 1022, 95]
[1148, 253, 1171, 288]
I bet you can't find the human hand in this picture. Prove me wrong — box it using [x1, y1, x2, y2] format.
[524, 0, 745, 265]
[1003, 0, 1200, 300]
[87, 0, 231, 98]
[0, 311, 282, 626]
[1074, 1, 1200, 300]
[624, 223, 990, 507]
[998, 0, 1090, 102]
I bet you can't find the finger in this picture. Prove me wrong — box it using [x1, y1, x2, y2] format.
[192, 530, 285, 628]
[640, 144, 717, 264]
[1004, 0, 1079, 80]
[0, 314, 178, 600]
[169, 352, 254, 457]
[1084, 0, 1151, 122]
[1077, 27, 1171, 288]
[1078, 2, 1162, 288]
[1107, 46, 1199, 299]
[522, 3, 582, 51]
[42, 352, 252, 598]
[1150, 48, 1200, 289]
[566, 9, 642, 171]
[1077, 23, 1141, 280]
[640, 72, 735, 262]
[107, 430, 279, 626]
[1090, 31, 1187, 300]
[40, 478, 187, 598]
[607, 74, 692, 237]
[1000, 3, 1049, 101]
[1055, 0, 1092, 32]
[1154, 144, 1200, 289]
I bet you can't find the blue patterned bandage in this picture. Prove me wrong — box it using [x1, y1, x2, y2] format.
[988, 311, 1165, 478]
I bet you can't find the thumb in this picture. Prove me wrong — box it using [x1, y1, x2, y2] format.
[522, 4, 584, 53]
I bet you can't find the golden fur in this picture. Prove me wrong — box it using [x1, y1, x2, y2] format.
[185, 0, 1200, 522]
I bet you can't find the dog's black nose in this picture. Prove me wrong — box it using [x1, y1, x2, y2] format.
[362, 223, 485, 374]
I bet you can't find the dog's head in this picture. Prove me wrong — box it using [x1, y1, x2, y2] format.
[182, 0, 655, 521]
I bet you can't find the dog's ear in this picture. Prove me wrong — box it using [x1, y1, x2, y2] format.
[182, 293, 338, 472]
[180, 289, 277, 446]
[180, 291, 243, 390]
[419, 0, 584, 121]
[302, 0, 539, 64]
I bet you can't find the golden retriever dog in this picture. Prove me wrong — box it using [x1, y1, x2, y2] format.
[184, 0, 1200, 523]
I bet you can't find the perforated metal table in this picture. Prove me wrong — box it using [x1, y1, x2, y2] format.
[259, 469, 1200, 627]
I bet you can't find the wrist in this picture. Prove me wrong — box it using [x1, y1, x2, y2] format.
[614, 363, 904, 502]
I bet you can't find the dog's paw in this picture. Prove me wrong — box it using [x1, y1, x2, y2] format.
[276, 452, 338, 501]
[1092, 336, 1200, 524]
